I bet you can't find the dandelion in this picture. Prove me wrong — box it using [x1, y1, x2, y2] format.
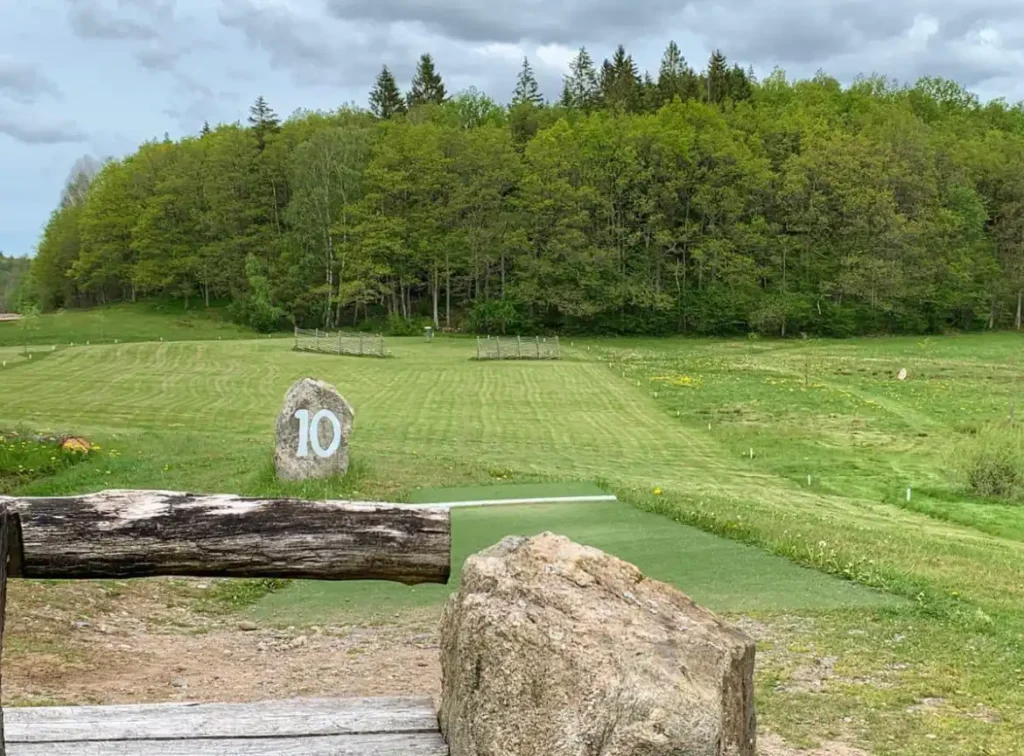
[652, 487, 662, 495]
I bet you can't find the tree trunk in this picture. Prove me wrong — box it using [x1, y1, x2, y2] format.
[2, 491, 451, 585]
[432, 270, 440, 329]
[1017, 290, 1022, 330]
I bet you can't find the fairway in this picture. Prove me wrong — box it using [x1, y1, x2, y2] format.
[250, 501, 895, 625]
[1, 335, 892, 614]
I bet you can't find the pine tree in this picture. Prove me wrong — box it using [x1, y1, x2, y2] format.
[727, 63, 753, 101]
[369, 65, 407, 119]
[600, 44, 641, 111]
[408, 53, 447, 107]
[657, 41, 698, 105]
[512, 57, 543, 106]
[562, 46, 599, 111]
[705, 50, 729, 104]
[248, 95, 280, 149]
[200, 121, 211, 137]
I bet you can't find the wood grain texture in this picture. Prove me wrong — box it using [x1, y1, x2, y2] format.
[1, 504, 8, 756]
[6, 696, 440, 742]
[8, 732, 448, 755]
[6, 696, 447, 756]
[1, 490, 450, 584]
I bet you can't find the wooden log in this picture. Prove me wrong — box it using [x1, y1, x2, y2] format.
[1, 490, 450, 585]
[1, 503, 9, 756]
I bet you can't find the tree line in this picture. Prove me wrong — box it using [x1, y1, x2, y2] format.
[0, 254, 31, 313]
[28, 43, 1024, 335]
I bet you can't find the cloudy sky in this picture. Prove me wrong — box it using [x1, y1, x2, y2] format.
[2, 0, 1023, 258]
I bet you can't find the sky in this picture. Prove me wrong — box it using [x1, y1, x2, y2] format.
[3, 0, 1024, 258]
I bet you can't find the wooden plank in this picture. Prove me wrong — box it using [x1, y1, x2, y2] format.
[8, 732, 449, 755]
[6, 697, 440, 742]
[1, 490, 450, 585]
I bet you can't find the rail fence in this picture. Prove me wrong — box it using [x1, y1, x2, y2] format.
[475, 335, 560, 360]
[294, 327, 389, 357]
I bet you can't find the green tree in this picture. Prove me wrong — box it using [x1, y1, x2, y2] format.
[657, 41, 698, 105]
[408, 54, 447, 107]
[704, 50, 729, 104]
[248, 95, 280, 150]
[600, 45, 641, 112]
[369, 65, 406, 119]
[512, 57, 543, 106]
[562, 47, 600, 111]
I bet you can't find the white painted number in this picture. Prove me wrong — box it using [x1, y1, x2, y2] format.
[294, 408, 342, 459]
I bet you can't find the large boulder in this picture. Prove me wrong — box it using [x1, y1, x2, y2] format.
[439, 533, 756, 756]
[274, 377, 354, 481]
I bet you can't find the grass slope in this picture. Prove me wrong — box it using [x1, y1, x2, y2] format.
[5, 330, 1024, 752]
[0, 301, 258, 348]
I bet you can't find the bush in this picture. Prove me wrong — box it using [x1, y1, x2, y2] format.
[949, 421, 1024, 500]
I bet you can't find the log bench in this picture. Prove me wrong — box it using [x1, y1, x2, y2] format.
[0, 491, 452, 756]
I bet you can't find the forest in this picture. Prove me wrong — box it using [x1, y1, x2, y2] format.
[0, 254, 30, 313]
[27, 43, 1024, 336]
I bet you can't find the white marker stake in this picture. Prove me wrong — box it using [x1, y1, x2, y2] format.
[807, 474, 812, 486]
[906, 487, 912, 502]
[749, 448, 754, 459]
[708, 422, 711, 431]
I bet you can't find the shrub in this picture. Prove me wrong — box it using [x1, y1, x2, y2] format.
[949, 421, 1024, 500]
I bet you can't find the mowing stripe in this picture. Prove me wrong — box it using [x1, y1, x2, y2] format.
[401, 494, 618, 509]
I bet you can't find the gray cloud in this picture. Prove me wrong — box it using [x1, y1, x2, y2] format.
[323, 0, 680, 46]
[67, 0, 159, 40]
[0, 57, 63, 104]
[0, 116, 87, 145]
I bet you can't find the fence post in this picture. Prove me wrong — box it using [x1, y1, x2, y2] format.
[360, 333, 365, 356]
[536, 336, 540, 358]
[315, 328, 320, 352]
[338, 331, 343, 355]
[294, 326, 298, 350]
[555, 335, 561, 359]
[496, 337, 502, 360]
[517, 335, 522, 359]
[380, 335, 385, 357]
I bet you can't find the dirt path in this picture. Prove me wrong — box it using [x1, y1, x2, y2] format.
[4, 579, 442, 707]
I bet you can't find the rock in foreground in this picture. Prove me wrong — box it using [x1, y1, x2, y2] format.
[274, 377, 354, 481]
[439, 532, 756, 756]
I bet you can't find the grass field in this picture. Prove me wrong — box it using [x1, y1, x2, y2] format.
[4, 307, 1024, 754]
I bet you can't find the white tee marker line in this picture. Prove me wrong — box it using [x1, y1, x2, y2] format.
[400, 494, 618, 510]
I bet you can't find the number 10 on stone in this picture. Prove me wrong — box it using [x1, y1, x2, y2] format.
[293, 409, 342, 458]
[275, 377, 354, 481]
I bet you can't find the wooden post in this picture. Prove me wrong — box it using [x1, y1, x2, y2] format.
[476, 337, 480, 360]
[555, 335, 561, 359]
[379, 335, 385, 357]
[359, 333, 365, 356]
[294, 326, 298, 350]
[517, 335, 522, 359]
[0, 504, 9, 755]
[536, 336, 540, 359]
[315, 328, 320, 352]
[2, 491, 450, 585]
[496, 337, 502, 360]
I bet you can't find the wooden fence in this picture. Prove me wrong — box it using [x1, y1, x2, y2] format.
[294, 327, 389, 358]
[475, 335, 560, 360]
[0, 490, 451, 754]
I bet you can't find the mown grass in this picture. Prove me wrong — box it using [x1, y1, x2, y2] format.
[0, 301, 259, 348]
[4, 325, 1024, 753]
